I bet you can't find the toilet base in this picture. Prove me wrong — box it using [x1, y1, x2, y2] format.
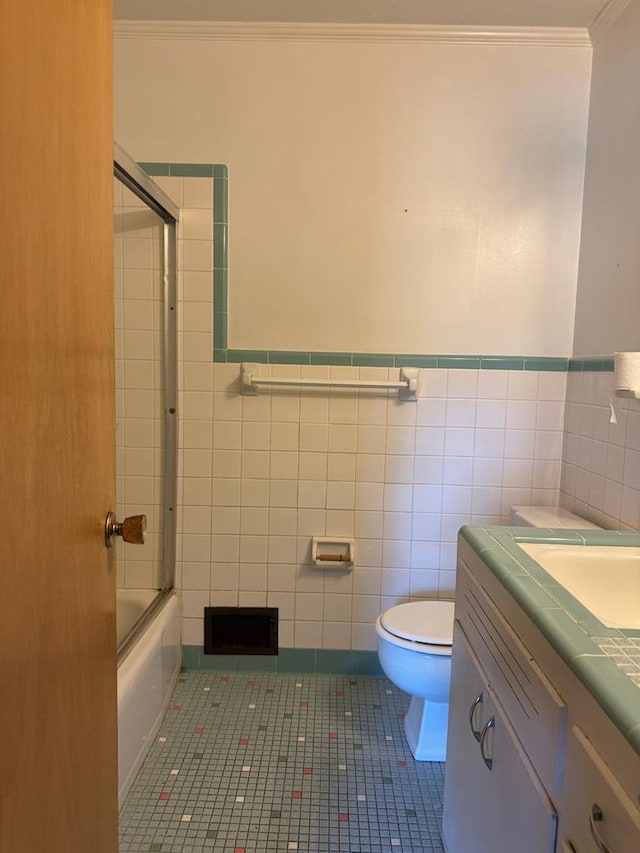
[404, 695, 448, 762]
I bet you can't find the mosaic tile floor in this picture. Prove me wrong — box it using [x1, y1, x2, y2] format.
[119, 672, 445, 853]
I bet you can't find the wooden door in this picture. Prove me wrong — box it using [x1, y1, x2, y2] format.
[0, 2, 117, 852]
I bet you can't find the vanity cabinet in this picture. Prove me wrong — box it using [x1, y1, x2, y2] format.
[443, 538, 640, 853]
[443, 623, 557, 853]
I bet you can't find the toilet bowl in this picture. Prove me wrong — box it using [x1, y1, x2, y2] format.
[375, 600, 454, 762]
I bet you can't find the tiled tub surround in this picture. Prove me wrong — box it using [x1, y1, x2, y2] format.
[119, 671, 446, 853]
[561, 368, 640, 531]
[461, 525, 640, 750]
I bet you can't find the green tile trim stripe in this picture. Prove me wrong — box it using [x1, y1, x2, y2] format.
[140, 162, 229, 178]
[568, 356, 615, 372]
[212, 167, 229, 352]
[221, 350, 572, 370]
[139, 161, 229, 360]
[182, 645, 385, 676]
[138, 163, 613, 375]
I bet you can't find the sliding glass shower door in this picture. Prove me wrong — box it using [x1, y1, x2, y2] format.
[113, 145, 178, 656]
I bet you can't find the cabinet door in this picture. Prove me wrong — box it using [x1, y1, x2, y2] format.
[443, 623, 557, 853]
[443, 623, 491, 852]
[560, 725, 640, 853]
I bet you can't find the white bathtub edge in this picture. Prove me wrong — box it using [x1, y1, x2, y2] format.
[117, 591, 181, 808]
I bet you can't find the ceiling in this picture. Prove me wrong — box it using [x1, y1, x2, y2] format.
[113, 0, 614, 30]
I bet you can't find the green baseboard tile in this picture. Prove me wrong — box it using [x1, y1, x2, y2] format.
[199, 653, 240, 672]
[353, 650, 385, 676]
[181, 645, 201, 670]
[236, 655, 278, 672]
[315, 650, 356, 674]
[181, 645, 384, 676]
[277, 648, 317, 672]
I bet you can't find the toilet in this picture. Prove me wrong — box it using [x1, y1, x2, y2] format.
[375, 600, 454, 762]
[375, 507, 598, 762]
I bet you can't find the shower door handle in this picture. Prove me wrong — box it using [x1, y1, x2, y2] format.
[104, 512, 147, 548]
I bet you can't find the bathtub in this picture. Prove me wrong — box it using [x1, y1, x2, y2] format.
[117, 589, 181, 806]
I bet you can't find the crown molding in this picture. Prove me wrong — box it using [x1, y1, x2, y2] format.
[113, 20, 592, 47]
[589, 0, 632, 44]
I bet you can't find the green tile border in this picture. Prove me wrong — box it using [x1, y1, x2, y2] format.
[139, 163, 614, 374]
[223, 350, 573, 370]
[182, 645, 384, 676]
[568, 356, 615, 372]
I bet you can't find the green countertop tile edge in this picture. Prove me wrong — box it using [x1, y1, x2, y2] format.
[182, 645, 384, 677]
[462, 525, 640, 749]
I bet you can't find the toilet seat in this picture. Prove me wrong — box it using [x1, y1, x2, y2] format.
[380, 601, 454, 646]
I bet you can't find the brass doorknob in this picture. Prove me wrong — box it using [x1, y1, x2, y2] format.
[104, 512, 147, 548]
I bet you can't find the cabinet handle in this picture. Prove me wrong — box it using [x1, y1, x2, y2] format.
[468, 693, 483, 742]
[479, 716, 495, 770]
[589, 804, 615, 853]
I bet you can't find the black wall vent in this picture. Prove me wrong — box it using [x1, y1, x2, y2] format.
[204, 606, 278, 655]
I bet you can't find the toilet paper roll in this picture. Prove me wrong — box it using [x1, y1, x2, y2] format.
[614, 352, 640, 398]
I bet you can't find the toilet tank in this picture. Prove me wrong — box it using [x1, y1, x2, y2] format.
[510, 505, 602, 529]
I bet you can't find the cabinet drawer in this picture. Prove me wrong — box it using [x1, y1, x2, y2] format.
[560, 725, 640, 853]
[457, 557, 566, 792]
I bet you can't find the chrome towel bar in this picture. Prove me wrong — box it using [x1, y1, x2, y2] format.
[240, 363, 419, 401]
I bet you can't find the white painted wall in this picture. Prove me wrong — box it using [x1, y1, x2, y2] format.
[573, 0, 640, 356]
[114, 30, 591, 356]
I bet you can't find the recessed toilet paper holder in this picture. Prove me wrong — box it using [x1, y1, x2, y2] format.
[312, 537, 354, 568]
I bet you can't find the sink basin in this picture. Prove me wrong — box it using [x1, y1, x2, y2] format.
[517, 542, 640, 629]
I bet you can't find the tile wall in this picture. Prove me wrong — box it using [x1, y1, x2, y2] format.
[191, 362, 566, 654]
[560, 369, 640, 530]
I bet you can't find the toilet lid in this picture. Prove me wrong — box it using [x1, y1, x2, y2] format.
[381, 601, 455, 645]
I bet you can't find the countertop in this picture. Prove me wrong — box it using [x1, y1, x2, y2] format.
[460, 525, 640, 754]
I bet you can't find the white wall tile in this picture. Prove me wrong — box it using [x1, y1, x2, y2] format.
[355, 482, 384, 511]
[354, 510, 383, 539]
[327, 481, 356, 510]
[241, 507, 269, 535]
[325, 509, 355, 536]
[211, 562, 239, 591]
[239, 562, 268, 591]
[508, 371, 539, 400]
[242, 450, 270, 479]
[182, 617, 204, 646]
[270, 451, 298, 480]
[269, 479, 298, 507]
[477, 370, 509, 399]
[327, 453, 356, 481]
[295, 621, 323, 648]
[356, 454, 385, 482]
[328, 424, 357, 453]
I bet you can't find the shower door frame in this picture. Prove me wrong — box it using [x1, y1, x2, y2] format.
[114, 142, 179, 659]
